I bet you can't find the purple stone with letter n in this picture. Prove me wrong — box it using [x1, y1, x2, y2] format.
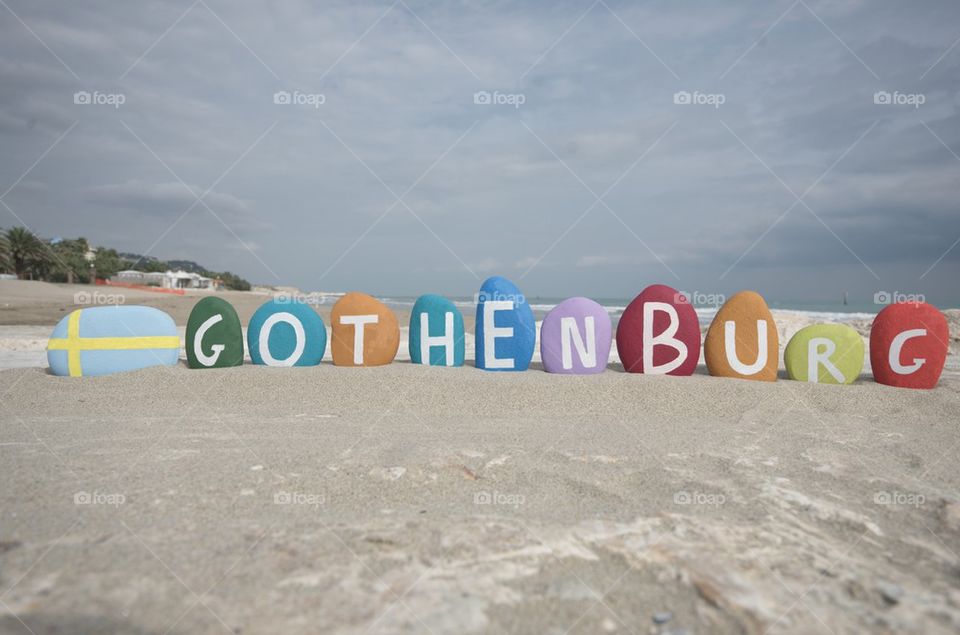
[539, 297, 612, 374]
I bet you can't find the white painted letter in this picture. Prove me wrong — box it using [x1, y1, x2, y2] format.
[340, 314, 379, 365]
[194, 313, 225, 366]
[259, 312, 305, 366]
[724, 320, 768, 375]
[420, 312, 455, 366]
[642, 302, 687, 374]
[807, 337, 844, 383]
[560, 316, 597, 369]
[483, 300, 514, 369]
[889, 328, 926, 374]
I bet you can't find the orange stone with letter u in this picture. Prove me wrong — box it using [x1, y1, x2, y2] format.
[331, 292, 400, 366]
[704, 291, 779, 381]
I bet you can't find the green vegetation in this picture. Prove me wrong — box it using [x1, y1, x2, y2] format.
[216, 271, 251, 291]
[0, 226, 251, 290]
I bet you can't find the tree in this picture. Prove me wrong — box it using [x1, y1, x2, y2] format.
[0, 229, 10, 273]
[5, 227, 47, 279]
[144, 259, 166, 273]
[93, 247, 122, 280]
[49, 239, 90, 283]
[214, 271, 251, 291]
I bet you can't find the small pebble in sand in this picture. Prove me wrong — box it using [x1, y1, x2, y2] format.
[653, 611, 673, 624]
[877, 581, 904, 605]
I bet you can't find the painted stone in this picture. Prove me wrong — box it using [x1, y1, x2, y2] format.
[475, 276, 535, 371]
[784, 324, 863, 384]
[540, 297, 611, 374]
[247, 299, 326, 367]
[409, 294, 465, 366]
[704, 291, 779, 381]
[870, 302, 948, 389]
[331, 292, 399, 366]
[186, 297, 244, 369]
[47, 305, 179, 377]
[615, 284, 700, 375]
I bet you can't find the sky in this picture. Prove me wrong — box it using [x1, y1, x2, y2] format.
[1, 0, 958, 306]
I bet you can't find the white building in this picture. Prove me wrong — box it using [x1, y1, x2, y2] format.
[114, 270, 165, 286]
[161, 270, 215, 290]
[113, 269, 215, 289]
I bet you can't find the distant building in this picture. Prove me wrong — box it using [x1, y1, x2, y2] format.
[162, 269, 214, 290]
[114, 270, 165, 286]
[112, 269, 218, 290]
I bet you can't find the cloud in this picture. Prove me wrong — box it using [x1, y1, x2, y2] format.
[83, 180, 253, 217]
[0, 0, 957, 301]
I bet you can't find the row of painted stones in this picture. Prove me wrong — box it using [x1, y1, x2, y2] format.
[48, 276, 949, 389]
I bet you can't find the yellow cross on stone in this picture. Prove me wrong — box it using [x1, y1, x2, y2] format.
[47, 310, 180, 377]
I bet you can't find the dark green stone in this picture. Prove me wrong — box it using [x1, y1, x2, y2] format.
[186, 297, 244, 369]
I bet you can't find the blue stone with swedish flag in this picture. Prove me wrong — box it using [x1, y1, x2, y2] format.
[47, 306, 180, 377]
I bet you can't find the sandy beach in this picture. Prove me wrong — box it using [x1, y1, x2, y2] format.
[5, 0, 960, 630]
[0, 279, 958, 633]
[2, 362, 960, 634]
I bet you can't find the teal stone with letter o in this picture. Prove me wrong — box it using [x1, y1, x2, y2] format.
[247, 299, 326, 367]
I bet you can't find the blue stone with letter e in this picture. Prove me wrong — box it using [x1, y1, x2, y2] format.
[247, 299, 326, 367]
[474, 276, 535, 371]
[409, 294, 464, 366]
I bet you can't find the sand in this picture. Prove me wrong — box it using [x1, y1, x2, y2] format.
[2, 365, 960, 634]
[2, 280, 960, 634]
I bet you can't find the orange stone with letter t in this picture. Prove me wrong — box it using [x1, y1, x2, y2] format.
[331, 292, 400, 366]
[704, 291, 779, 381]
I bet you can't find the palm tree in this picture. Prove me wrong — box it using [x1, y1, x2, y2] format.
[5, 227, 47, 279]
[0, 229, 10, 273]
